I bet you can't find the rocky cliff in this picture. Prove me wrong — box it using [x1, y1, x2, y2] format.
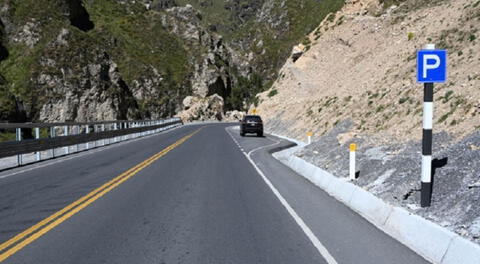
[0, 0, 345, 123]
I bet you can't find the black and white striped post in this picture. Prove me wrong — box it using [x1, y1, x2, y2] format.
[420, 44, 435, 207]
[421, 82, 434, 207]
[418, 43, 447, 207]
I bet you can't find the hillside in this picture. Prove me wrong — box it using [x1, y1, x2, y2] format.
[257, 0, 480, 143]
[0, 0, 345, 124]
[255, 0, 480, 244]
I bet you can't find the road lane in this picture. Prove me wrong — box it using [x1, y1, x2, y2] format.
[0, 123, 431, 263]
[0, 125, 201, 247]
[227, 126, 430, 264]
[0, 129, 200, 262]
[1, 124, 327, 263]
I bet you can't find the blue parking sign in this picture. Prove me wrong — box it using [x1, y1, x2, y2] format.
[417, 50, 447, 83]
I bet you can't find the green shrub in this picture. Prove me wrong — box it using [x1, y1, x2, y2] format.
[326, 13, 336, 23]
[399, 97, 409, 104]
[438, 112, 451, 123]
[407, 32, 415, 41]
[376, 105, 385, 113]
[302, 38, 312, 46]
[440, 90, 454, 103]
[268, 89, 278, 97]
[0, 132, 16, 143]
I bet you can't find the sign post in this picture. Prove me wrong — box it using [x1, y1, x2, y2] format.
[417, 44, 447, 207]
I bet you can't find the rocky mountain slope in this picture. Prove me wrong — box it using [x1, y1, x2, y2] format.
[0, 0, 345, 124]
[257, 0, 480, 143]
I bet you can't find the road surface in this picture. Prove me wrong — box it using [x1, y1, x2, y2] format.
[0, 123, 429, 263]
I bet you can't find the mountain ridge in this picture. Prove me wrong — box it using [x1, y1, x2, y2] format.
[0, 0, 345, 124]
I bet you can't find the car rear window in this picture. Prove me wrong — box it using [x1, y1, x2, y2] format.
[246, 116, 262, 122]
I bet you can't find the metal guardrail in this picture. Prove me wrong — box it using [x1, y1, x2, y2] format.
[0, 118, 183, 166]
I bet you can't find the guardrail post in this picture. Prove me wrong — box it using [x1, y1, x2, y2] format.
[50, 126, 56, 158]
[35, 127, 41, 161]
[86, 125, 90, 149]
[64, 126, 69, 155]
[93, 125, 97, 148]
[113, 123, 118, 143]
[101, 124, 105, 146]
[134, 122, 138, 138]
[124, 122, 127, 141]
[131, 122, 134, 139]
[75, 125, 80, 152]
[16, 128, 23, 166]
[106, 124, 111, 145]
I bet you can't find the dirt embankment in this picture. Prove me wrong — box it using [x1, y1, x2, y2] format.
[257, 0, 480, 144]
[256, 0, 480, 245]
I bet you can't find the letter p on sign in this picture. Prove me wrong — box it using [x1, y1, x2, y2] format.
[417, 49, 447, 83]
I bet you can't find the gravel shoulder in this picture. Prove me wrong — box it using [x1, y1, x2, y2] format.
[294, 120, 480, 245]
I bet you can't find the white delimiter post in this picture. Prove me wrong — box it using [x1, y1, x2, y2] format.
[307, 132, 313, 144]
[349, 143, 356, 181]
[421, 44, 435, 207]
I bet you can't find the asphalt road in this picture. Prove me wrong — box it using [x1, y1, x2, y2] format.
[0, 123, 430, 263]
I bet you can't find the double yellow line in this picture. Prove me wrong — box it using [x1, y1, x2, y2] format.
[0, 129, 200, 262]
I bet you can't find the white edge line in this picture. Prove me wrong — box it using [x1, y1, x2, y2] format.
[0, 124, 184, 180]
[225, 127, 338, 264]
[247, 138, 279, 156]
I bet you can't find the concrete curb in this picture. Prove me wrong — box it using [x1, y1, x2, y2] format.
[269, 132, 307, 147]
[273, 148, 480, 264]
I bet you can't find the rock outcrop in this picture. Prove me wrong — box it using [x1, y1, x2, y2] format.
[177, 94, 224, 122]
[160, 5, 243, 99]
[0, 0, 345, 123]
[224, 110, 246, 122]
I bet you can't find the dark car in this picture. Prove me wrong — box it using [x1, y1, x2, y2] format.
[240, 115, 263, 137]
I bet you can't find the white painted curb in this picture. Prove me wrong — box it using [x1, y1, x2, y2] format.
[273, 148, 480, 264]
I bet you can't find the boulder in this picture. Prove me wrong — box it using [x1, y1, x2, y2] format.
[177, 94, 224, 122]
[291, 44, 306, 62]
[224, 110, 246, 121]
